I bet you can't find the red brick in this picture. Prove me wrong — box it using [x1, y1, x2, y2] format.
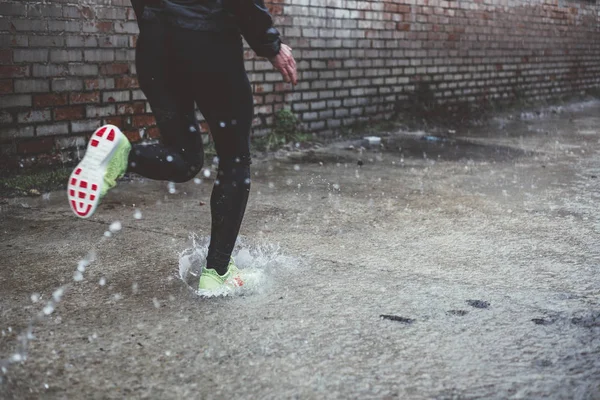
[54, 106, 85, 121]
[33, 93, 68, 108]
[132, 115, 156, 127]
[115, 76, 138, 89]
[123, 129, 141, 142]
[100, 63, 130, 75]
[70, 92, 100, 104]
[96, 22, 113, 33]
[0, 50, 12, 65]
[104, 116, 123, 127]
[146, 126, 160, 139]
[0, 80, 13, 95]
[17, 138, 55, 155]
[0, 66, 29, 78]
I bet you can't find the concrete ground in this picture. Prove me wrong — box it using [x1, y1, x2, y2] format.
[1, 101, 599, 399]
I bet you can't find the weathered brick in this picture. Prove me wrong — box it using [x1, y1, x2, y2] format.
[84, 78, 115, 91]
[84, 49, 115, 63]
[71, 119, 101, 133]
[50, 50, 83, 63]
[17, 110, 51, 124]
[14, 79, 49, 93]
[17, 138, 55, 154]
[70, 92, 100, 105]
[103, 90, 130, 103]
[0, 80, 13, 95]
[14, 50, 48, 63]
[0, 94, 31, 109]
[100, 63, 130, 75]
[51, 78, 83, 92]
[36, 123, 69, 137]
[54, 106, 85, 121]
[86, 104, 116, 118]
[68, 64, 99, 76]
[33, 93, 68, 108]
[0, 126, 34, 141]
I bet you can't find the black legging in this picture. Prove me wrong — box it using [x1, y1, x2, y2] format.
[129, 11, 253, 275]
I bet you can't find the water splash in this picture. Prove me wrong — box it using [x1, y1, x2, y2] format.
[178, 234, 301, 298]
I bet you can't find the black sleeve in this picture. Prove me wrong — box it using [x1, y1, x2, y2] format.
[224, 0, 282, 59]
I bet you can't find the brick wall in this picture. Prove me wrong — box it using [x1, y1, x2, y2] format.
[1, 0, 599, 164]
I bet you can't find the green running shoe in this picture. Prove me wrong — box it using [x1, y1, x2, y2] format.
[198, 258, 245, 294]
[68, 124, 131, 218]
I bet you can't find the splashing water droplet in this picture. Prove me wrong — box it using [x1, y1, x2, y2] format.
[99, 277, 106, 286]
[43, 303, 54, 315]
[109, 221, 122, 233]
[203, 169, 211, 178]
[168, 182, 176, 194]
[104, 231, 112, 238]
[333, 183, 340, 190]
[286, 179, 293, 185]
[133, 209, 142, 220]
[44, 384, 49, 389]
[130, 161, 137, 168]
[244, 178, 251, 185]
[73, 271, 83, 281]
[52, 288, 64, 301]
[294, 165, 300, 171]
[152, 298, 160, 308]
[165, 350, 172, 356]
[219, 121, 226, 128]
[268, 182, 275, 189]
[10, 353, 23, 363]
[132, 282, 139, 294]
[193, 178, 202, 184]
[31, 293, 40, 303]
[166, 155, 173, 162]
[212, 156, 219, 165]
[77, 259, 88, 272]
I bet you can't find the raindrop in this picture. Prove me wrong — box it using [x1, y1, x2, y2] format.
[333, 183, 340, 190]
[42, 193, 51, 200]
[99, 277, 106, 286]
[244, 178, 251, 185]
[130, 161, 137, 168]
[219, 121, 226, 128]
[286, 179, 293, 185]
[73, 271, 83, 281]
[215, 179, 221, 185]
[132, 282, 139, 294]
[212, 156, 219, 165]
[193, 178, 202, 184]
[133, 209, 142, 220]
[203, 169, 211, 178]
[152, 298, 160, 308]
[113, 293, 122, 301]
[189, 125, 197, 133]
[231, 119, 237, 125]
[31, 293, 40, 303]
[165, 350, 172, 356]
[268, 182, 275, 189]
[10, 354, 23, 363]
[104, 231, 112, 237]
[109, 221, 122, 233]
[166, 155, 173, 162]
[294, 165, 300, 171]
[168, 182, 176, 194]
[44, 384, 49, 389]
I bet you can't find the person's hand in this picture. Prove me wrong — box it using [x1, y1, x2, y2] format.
[269, 44, 297, 86]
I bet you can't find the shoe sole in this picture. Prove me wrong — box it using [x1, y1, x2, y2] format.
[68, 124, 126, 219]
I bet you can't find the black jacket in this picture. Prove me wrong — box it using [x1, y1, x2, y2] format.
[131, 0, 281, 58]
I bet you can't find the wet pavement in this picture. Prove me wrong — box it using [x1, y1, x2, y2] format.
[1, 101, 599, 399]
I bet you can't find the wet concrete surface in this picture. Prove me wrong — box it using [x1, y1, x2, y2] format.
[1, 101, 600, 399]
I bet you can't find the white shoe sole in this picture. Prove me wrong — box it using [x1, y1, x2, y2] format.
[68, 124, 126, 218]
